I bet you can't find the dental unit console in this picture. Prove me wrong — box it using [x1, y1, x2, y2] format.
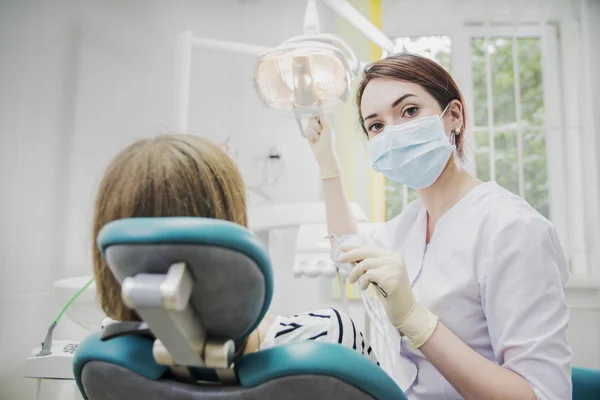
[24, 340, 80, 380]
[24, 277, 95, 381]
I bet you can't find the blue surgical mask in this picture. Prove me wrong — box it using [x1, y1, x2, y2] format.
[366, 105, 453, 189]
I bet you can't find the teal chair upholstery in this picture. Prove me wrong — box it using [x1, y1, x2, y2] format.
[73, 217, 407, 400]
[573, 366, 600, 400]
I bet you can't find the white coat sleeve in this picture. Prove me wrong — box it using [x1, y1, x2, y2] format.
[481, 213, 572, 400]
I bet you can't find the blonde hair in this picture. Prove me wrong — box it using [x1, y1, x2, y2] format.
[92, 134, 247, 321]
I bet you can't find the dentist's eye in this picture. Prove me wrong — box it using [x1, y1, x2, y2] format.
[368, 122, 385, 133]
[403, 106, 419, 118]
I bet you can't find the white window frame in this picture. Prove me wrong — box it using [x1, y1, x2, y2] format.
[388, 22, 593, 279]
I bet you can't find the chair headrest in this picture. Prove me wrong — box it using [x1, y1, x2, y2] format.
[98, 217, 273, 344]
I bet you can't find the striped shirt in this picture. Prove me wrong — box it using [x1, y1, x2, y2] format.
[260, 307, 379, 365]
[102, 308, 379, 365]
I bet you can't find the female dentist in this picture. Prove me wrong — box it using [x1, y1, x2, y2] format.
[305, 54, 572, 400]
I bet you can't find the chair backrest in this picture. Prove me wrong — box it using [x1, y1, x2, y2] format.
[73, 217, 407, 400]
[98, 217, 272, 362]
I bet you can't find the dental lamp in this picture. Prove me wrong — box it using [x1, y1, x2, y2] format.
[253, 37, 354, 117]
[175, 0, 395, 134]
[253, 0, 358, 135]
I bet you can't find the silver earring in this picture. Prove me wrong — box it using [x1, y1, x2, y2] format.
[449, 127, 461, 146]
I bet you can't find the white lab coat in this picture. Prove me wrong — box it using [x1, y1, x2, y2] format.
[337, 181, 572, 400]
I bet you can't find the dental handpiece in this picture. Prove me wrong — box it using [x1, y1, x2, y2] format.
[325, 234, 388, 298]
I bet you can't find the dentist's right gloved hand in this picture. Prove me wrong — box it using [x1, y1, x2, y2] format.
[337, 244, 439, 350]
[304, 117, 342, 179]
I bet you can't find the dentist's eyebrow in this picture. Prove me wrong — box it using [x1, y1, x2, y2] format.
[363, 93, 417, 121]
[391, 93, 416, 108]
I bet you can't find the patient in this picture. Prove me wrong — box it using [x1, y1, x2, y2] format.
[92, 134, 378, 364]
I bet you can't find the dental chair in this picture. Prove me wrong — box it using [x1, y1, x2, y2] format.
[73, 217, 407, 400]
[572, 366, 600, 400]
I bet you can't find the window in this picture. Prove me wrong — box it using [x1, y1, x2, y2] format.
[385, 32, 550, 220]
[378, 26, 597, 274]
[471, 36, 548, 218]
[373, 6, 598, 277]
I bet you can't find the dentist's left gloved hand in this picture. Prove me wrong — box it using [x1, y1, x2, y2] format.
[337, 244, 439, 349]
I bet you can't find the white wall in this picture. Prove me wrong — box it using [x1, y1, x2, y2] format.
[574, 0, 600, 370]
[581, 0, 600, 280]
[61, 0, 334, 279]
[0, 0, 350, 398]
[59, 0, 348, 318]
[589, 0, 600, 190]
[0, 1, 78, 398]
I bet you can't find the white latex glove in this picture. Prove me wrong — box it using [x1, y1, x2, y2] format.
[304, 116, 342, 179]
[337, 244, 439, 349]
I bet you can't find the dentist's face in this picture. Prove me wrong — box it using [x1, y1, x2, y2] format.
[360, 79, 446, 140]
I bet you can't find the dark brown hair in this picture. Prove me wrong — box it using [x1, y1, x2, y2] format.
[356, 53, 468, 158]
[92, 134, 247, 321]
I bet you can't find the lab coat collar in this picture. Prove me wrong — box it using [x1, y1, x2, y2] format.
[401, 206, 428, 286]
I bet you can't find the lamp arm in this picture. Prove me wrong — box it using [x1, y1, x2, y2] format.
[321, 0, 395, 54]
